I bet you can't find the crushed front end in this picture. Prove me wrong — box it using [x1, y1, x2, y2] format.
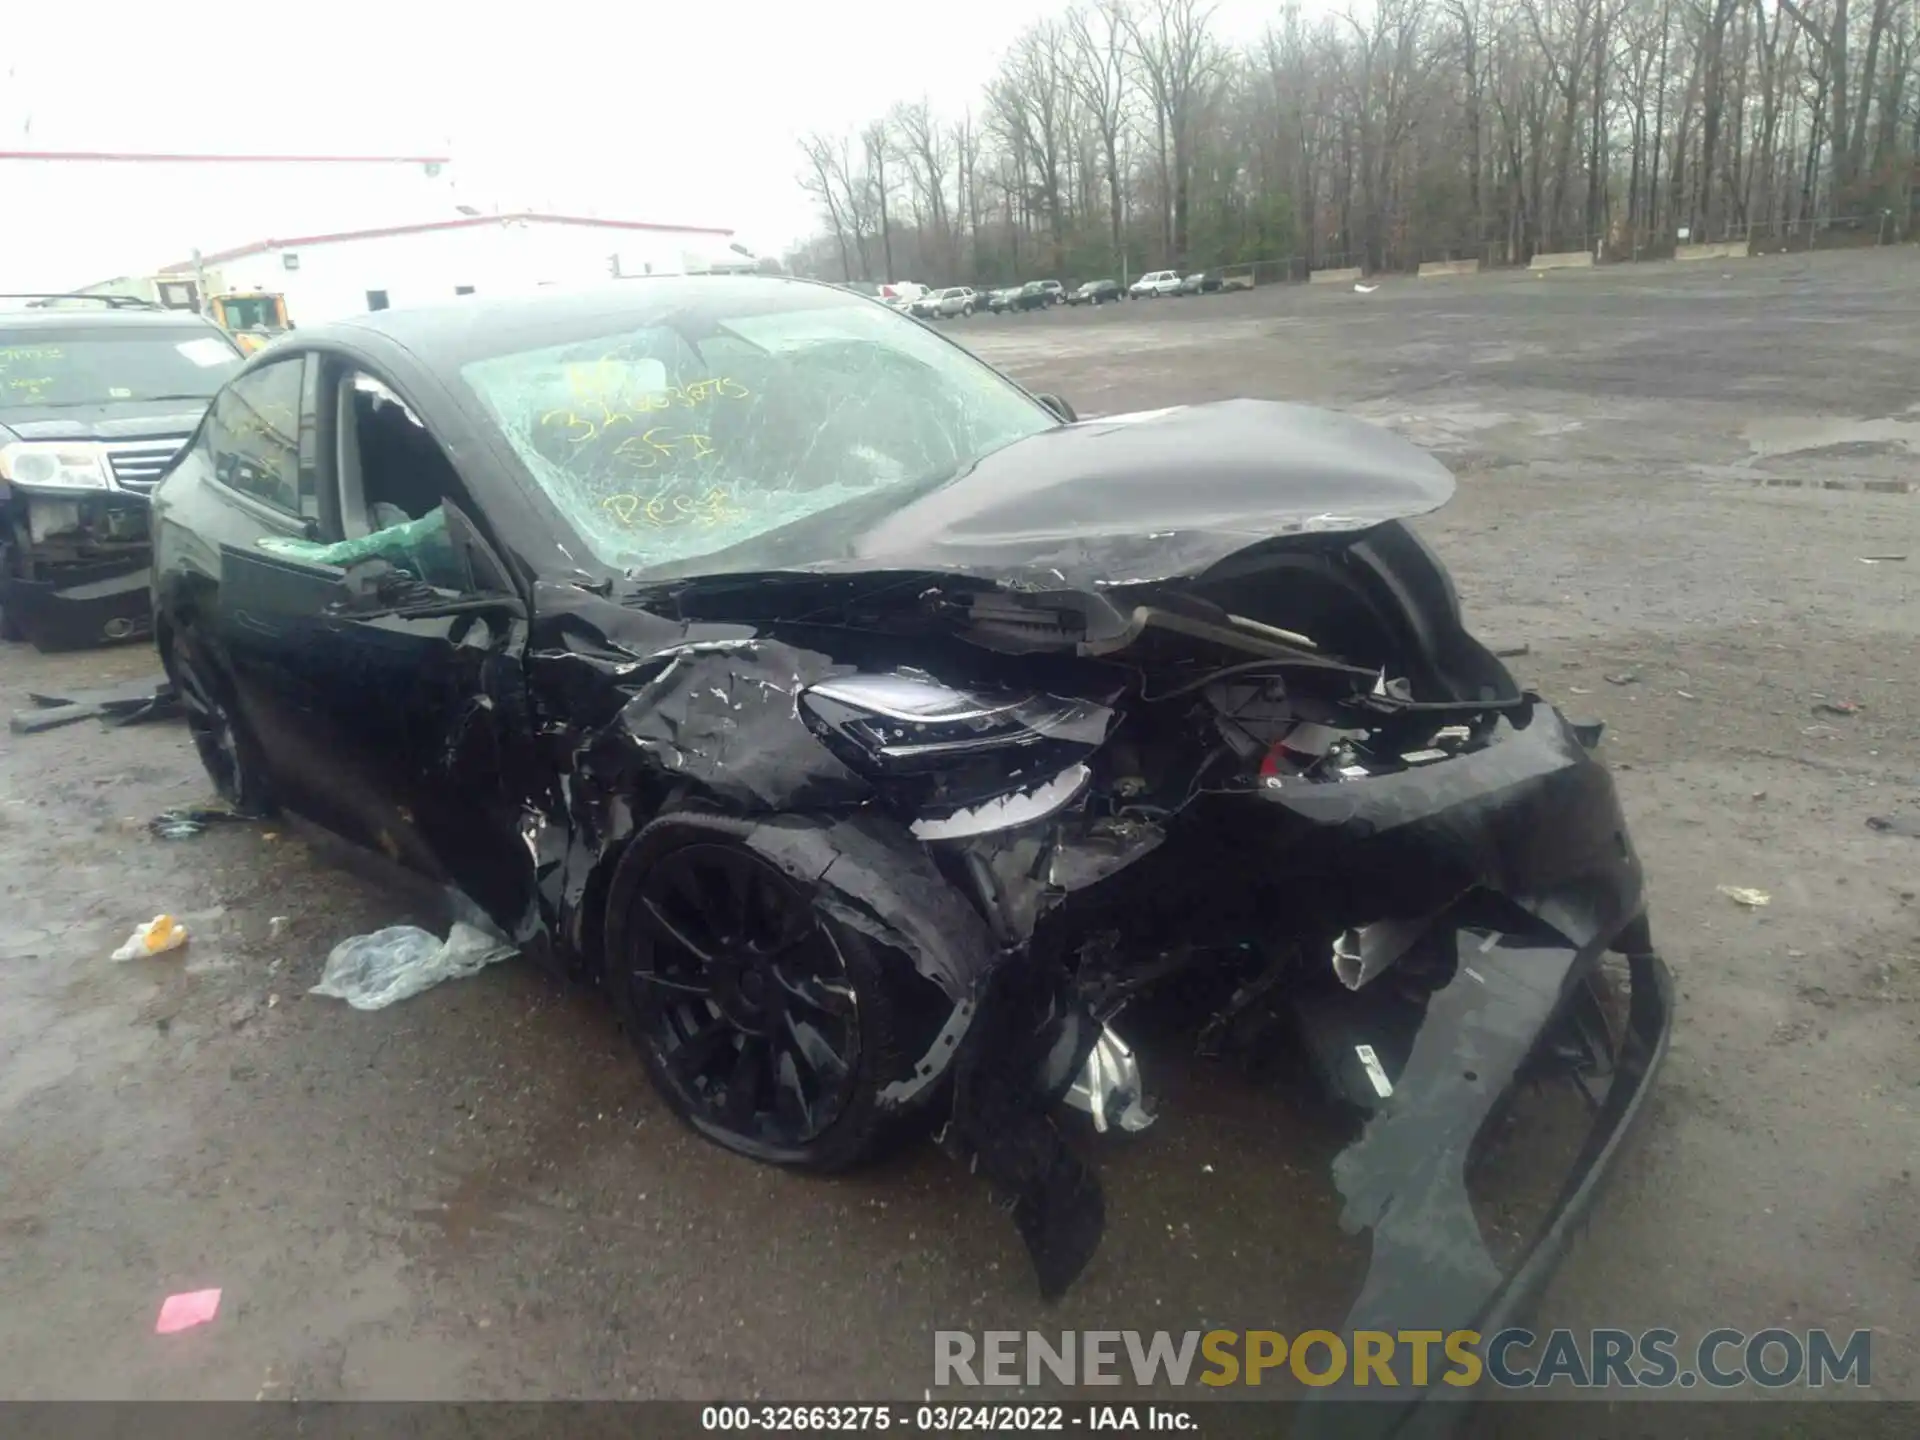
[753, 515, 1673, 1387]
[0, 466, 155, 649]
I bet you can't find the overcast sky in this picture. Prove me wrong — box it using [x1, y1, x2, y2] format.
[3, 0, 1281, 289]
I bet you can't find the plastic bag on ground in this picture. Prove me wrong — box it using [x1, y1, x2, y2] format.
[310, 922, 517, 1011]
[112, 914, 190, 961]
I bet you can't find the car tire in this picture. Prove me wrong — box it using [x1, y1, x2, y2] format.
[607, 814, 907, 1173]
[163, 623, 274, 817]
[0, 539, 26, 642]
[963, 304, 974, 317]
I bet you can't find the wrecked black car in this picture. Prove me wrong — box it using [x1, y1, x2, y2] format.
[151, 277, 1671, 1379]
[1, 296, 244, 649]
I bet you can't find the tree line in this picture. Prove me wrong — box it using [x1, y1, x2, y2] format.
[790, 0, 1919, 285]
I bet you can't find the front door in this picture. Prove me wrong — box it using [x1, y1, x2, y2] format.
[213, 356, 543, 938]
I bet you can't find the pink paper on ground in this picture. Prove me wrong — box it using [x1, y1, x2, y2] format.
[155, 1288, 222, 1334]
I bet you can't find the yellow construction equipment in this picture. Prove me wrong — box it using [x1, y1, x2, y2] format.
[206, 292, 291, 353]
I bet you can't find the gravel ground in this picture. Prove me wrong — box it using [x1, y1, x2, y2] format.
[1, 247, 1915, 1406]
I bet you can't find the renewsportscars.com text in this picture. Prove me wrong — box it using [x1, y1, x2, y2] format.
[934, 1328, 1873, 1390]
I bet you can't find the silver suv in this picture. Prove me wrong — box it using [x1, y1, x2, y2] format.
[928, 287, 978, 319]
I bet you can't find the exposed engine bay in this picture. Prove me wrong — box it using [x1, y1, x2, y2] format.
[581, 513, 1668, 1375]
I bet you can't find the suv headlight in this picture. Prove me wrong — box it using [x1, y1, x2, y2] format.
[0, 441, 111, 492]
[799, 671, 1115, 839]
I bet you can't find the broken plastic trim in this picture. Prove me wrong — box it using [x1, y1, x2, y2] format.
[1063, 1023, 1154, 1134]
[1332, 909, 1452, 990]
[1294, 946, 1673, 1440]
[911, 763, 1092, 841]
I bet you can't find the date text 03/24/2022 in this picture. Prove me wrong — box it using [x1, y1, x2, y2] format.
[701, 1405, 1195, 1431]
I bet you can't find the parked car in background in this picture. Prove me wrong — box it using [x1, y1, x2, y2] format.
[927, 287, 979, 319]
[880, 282, 928, 313]
[1032, 280, 1066, 306]
[0, 293, 244, 649]
[1129, 270, 1183, 298]
[1178, 271, 1225, 296]
[1005, 281, 1056, 313]
[984, 287, 1022, 314]
[1067, 279, 1124, 306]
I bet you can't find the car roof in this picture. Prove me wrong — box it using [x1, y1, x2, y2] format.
[289, 274, 889, 365]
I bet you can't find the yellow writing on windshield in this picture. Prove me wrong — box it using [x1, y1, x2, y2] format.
[607, 427, 716, 470]
[0, 346, 66, 400]
[539, 373, 748, 448]
[601, 485, 748, 530]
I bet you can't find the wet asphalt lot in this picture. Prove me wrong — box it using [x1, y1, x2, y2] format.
[1, 249, 1917, 1408]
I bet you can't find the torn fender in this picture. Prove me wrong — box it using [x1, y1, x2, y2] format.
[604, 810, 1004, 1111]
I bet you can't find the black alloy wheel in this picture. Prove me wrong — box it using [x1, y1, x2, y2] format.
[166, 626, 272, 816]
[614, 827, 895, 1169]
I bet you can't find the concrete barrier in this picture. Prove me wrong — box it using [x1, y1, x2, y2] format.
[1675, 240, 1751, 261]
[1418, 258, 1482, 278]
[1309, 266, 1363, 285]
[1529, 250, 1594, 271]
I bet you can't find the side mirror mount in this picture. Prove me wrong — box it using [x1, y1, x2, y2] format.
[1036, 392, 1077, 424]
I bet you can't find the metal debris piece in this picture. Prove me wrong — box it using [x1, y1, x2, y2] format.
[16, 676, 180, 731]
[1717, 886, 1771, 908]
[10, 702, 105, 734]
[1866, 814, 1920, 839]
[149, 807, 250, 840]
[1064, 1025, 1154, 1134]
[1604, 672, 1639, 685]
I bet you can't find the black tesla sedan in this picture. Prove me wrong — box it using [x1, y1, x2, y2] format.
[149, 278, 1670, 1381]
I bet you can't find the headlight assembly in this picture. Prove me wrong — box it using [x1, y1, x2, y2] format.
[0, 441, 111, 492]
[799, 671, 1112, 776]
[799, 671, 1115, 840]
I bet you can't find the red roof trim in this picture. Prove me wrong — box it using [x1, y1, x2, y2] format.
[160, 212, 736, 271]
[0, 150, 452, 165]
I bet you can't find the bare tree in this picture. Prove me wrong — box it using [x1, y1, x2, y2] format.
[1125, 0, 1228, 265]
[862, 120, 897, 281]
[789, 0, 1915, 286]
[1067, 0, 1136, 264]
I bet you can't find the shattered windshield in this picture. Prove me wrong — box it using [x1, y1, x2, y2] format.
[458, 290, 1056, 577]
[0, 327, 242, 410]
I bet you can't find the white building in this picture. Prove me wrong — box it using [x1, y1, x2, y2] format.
[162, 212, 746, 323]
[124, 211, 748, 325]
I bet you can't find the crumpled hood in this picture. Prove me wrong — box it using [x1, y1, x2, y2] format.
[0, 401, 208, 444]
[670, 399, 1456, 592]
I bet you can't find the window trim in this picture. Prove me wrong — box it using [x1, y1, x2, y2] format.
[204, 353, 313, 525]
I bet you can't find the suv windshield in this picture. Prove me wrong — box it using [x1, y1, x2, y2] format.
[0, 326, 242, 410]
[459, 286, 1057, 578]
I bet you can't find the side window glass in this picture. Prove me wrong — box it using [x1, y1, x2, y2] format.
[208, 357, 305, 516]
